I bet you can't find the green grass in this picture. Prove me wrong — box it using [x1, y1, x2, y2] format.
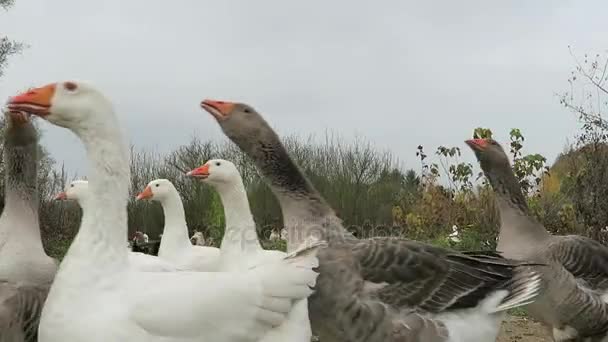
[507, 307, 529, 317]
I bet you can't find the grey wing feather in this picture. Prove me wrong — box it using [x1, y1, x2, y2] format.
[352, 238, 540, 312]
[546, 235, 608, 291]
[0, 282, 49, 342]
[311, 238, 541, 342]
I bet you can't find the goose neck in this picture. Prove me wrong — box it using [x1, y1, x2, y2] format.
[67, 120, 129, 267]
[157, 191, 191, 251]
[1, 138, 41, 243]
[485, 168, 550, 240]
[213, 181, 260, 250]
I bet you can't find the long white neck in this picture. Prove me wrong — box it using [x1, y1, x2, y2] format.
[64, 114, 130, 272]
[158, 189, 192, 256]
[213, 179, 261, 252]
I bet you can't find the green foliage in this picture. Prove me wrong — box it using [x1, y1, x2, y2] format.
[0, 1, 24, 79]
[473, 127, 493, 139]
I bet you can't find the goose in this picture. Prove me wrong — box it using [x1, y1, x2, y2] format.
[269, 229, 280, 241]
[7, 81, 323, 342]
[132, 230, 149, 244]
[466, 137, 608, 341]
[448, 225, 460, 243]
[200, 99, 545, 342]
[135, 179, 220, 271]
[0, 111, 57, 342]
[186, 159, 292, 268]
[54, 180, 180, 272]
[189, 231, 205, 246]
[186, 158, 313, 341]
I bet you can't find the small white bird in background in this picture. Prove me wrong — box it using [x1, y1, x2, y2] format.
[448, 225, 460, 243]
[269, 229, 281, 241]
[280, 228, 288, 241]
[132, 231, 149, 244]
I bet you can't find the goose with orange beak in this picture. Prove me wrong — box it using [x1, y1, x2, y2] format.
[8, 81, 323, 342]
[201, 98, 546, 342]
[0, 109, 57, 342]
[51, 179, 183, 272]
[186, 158, 306, 341]
[134, 178, 220, 271]
[466, 137, 608, 341]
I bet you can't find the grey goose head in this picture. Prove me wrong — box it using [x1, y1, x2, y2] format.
[200, 99, 347, 247]
[465, 138, 529, 213]
[199, 99, 310, 190]
[4, 111, 38, 148]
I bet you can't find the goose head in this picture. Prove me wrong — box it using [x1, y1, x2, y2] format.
[186, 159, 240, 186]
[54, 180, 89, 201]
[4, 111, 38, 147]
[200, 100, 280, 163]
[6, 81, 114, 134]
[135, 179, 176, 202]
[190, 231, 205, 245]
[465, 138, 511, 175]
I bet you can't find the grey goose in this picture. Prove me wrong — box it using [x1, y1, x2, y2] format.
[200, 99, 545, 342]
[467, 137, 608, 341]
[0, 111, 57, 342]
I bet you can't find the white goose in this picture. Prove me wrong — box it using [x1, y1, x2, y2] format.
[269, 229, 280, 241]
[135, 179, 220, 271]
[186, 159, 311, 341]
[54, 180, 180, 272]
[0, 111, 57, 342]
[7, 81, 322, 342]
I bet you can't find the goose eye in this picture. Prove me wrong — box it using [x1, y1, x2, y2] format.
[243, 108, 251, 113]
[215, 162, 221, 166]
[64, 82, 78, 92]
[70, 184, 74, 188]
[155, 184, 160, 187]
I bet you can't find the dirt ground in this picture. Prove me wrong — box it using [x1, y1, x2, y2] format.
[497, 315, 551, 342]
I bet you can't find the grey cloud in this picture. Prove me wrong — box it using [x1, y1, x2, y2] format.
[0, 0, 603, 175]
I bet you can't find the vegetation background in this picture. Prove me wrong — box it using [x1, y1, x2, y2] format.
[2, 0, 608, 264]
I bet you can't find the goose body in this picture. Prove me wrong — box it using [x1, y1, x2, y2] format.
[187, 159, 310, 341]
[7, 81, 321, 342]
[0, 112, 57, 342]
[467, 138, 608, 341]
[136, 179, 220, 271]
[55, 180, 180, 272]
[200, 99, 544, 342]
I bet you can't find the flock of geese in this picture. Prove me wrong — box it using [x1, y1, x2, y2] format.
[0, 81, 607, 342]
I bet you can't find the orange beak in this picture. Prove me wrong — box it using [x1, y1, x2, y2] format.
[200, 99, 235, 121]
[7, 84, 56, 116]
[136, 186, 154, 200]
[54, 191, 67, 200]
[186, 164, 210, 179]
[465, 139, 488, 151]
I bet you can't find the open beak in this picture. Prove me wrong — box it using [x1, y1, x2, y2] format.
[6, 84, 56, 117]
[465, 139, 488, 152]
[54, 192, 67, 200]
[136, 186, 153, 200]
[200, 99, 235, 121]
[186, 164, 210, 179]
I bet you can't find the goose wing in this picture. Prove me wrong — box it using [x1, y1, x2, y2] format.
[0, 281, 49, 342]
[351, 238, 541, 313]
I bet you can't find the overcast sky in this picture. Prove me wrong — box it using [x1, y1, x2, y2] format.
[0, 0, 605, 177]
